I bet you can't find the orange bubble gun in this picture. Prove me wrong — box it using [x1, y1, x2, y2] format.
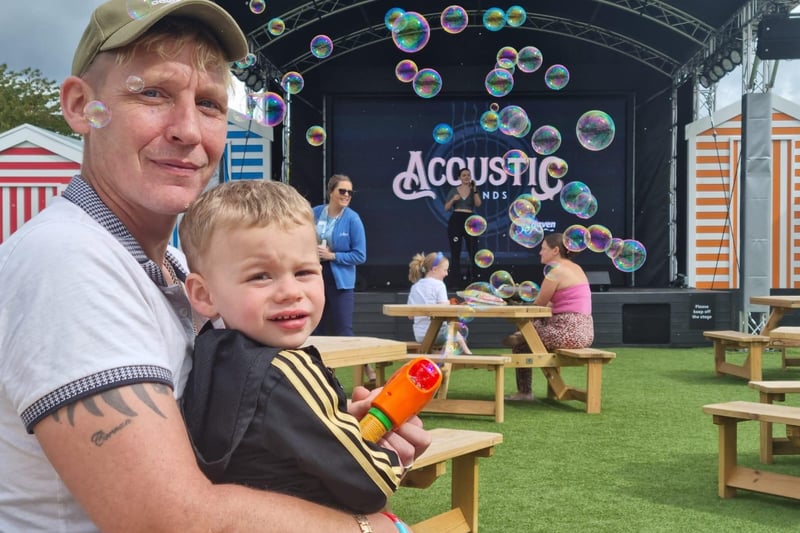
[359, 357, 443, 443]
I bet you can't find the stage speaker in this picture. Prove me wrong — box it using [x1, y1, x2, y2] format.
[757, 15, 800, 60]
[586, 271, 611, 292]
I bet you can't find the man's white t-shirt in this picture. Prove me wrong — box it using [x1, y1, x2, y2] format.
[0, 195, 194, 531]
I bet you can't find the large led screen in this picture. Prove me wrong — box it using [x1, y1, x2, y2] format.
[329, 93, 632, 289]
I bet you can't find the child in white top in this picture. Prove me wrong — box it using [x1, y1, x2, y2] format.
[406, 252, 471, 354]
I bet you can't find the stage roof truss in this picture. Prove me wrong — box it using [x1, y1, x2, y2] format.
[254, 11, 680, 78]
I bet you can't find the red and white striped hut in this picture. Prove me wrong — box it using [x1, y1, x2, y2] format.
[0, 123, 82, 245]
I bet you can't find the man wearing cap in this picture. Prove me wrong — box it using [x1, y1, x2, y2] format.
[0, 1, 428, 531]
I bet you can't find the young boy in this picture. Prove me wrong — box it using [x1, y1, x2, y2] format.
[178, 180, 403, 514]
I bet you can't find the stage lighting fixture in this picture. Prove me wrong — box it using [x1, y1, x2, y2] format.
[720, 56, 735, 72]
[698, 73, 711, 89]
[232, 67, 250, 83]
[729, 48, 743, 65]
[711, 63, 725, 78]
[708, 69, 720, 83]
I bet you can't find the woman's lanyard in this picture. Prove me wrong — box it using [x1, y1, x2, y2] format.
[316, 206, 341, 245]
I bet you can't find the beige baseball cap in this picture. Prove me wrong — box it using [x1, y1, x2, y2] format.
[71, 0, 249, 76]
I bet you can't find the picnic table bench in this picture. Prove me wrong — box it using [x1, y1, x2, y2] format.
[402, 427, 503, 533]
[765, 326, 800, 369]
[702, 330, 771, 381]
[702, 400, 800, 501]
[375, 354, 510, 422]
[748, 380, 800, 463]
[505, 347, 616, 414]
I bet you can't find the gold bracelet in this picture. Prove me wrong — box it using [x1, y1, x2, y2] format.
[354, 514, 373, 533]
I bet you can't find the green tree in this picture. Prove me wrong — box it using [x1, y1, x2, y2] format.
[0, 63, 75, 137]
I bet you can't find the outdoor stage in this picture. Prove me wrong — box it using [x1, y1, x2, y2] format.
[353, 288, 741, 349]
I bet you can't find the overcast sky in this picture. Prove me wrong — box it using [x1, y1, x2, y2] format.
[1, 1, 798, 114]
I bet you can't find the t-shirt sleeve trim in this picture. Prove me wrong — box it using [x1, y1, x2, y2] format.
[22, 365, 173, 433]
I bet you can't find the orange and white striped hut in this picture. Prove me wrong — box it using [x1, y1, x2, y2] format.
[686, 94, 800, 289]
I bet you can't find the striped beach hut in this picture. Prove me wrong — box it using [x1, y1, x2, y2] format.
[0, 123, 82, 245]
[686, 94, 800, 289]
[1, 112, 274, 247]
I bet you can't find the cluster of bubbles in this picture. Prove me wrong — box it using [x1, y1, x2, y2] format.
[140, 2, 643, 274]
[562, 224, 647, 273]
[460, 273, 542, 306]
[81, 73, 149, 129]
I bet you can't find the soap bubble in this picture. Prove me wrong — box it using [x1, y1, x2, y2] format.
[465, 215, 488, 236]
[508, 196, 538, 222]
[544, 64, 570, 90]
[474, 249, 495, 268]
[560, 181, 591, 213]
[441, 5, 469, 34]
[268, 18, 286, 36]
[531, 125, 561, 155]
[392, 12, 430, 53]
[502, 149, 529, 176]
[248, 0, 265, 14]
[257, 92, 286, 127]
[606, 238, 624, 259]
[483, 7, 507, 31]
[480, 110, 499, 132]
[489, 270, 516, 298]
[612, 240, 647, 272]
[586, 224, 613, 252]
[576, 110, 616, 151]
[310, 35, 333, 59]
[234, 53, 256, 69]
[485, 68, 514, 97]
[506, 5, 527, 27]
[384, 7, 406, 30]
[125, 75, 144, 93]
[306, 126, 326, 147]
[517, 46, 543, 73]
[563, 225, 589, 252]
[496, 46, 518, 69]
[498, 105, 529, 137]
[517, 280, 540, 301]
[433, 123, 454, 144]
[509, 216, 544, 248]
[280, 71, 304, 95]
[126, 0, 154, 20]
[84, 101, 111, 128]
[412, 68, 442, 98]
[575, 194, 598, 220]
[546, 157, 568, 179]
[395, 59, 418, 83]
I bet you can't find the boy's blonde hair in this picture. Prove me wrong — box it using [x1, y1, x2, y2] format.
[179, 180, 314, 272]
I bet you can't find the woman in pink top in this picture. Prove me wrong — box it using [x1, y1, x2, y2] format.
[505, 232, 595, 401]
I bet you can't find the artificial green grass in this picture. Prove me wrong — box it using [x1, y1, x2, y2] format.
[344, 347, 800, 532]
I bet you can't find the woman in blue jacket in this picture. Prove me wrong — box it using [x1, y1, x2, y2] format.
[313, 174, 373, 381]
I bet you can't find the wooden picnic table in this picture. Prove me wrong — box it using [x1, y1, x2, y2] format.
[307, 335, 407, 387]
[383, 304, 615, 413]
[749, 296, 800, 369]
[749, 295, 800, 335]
